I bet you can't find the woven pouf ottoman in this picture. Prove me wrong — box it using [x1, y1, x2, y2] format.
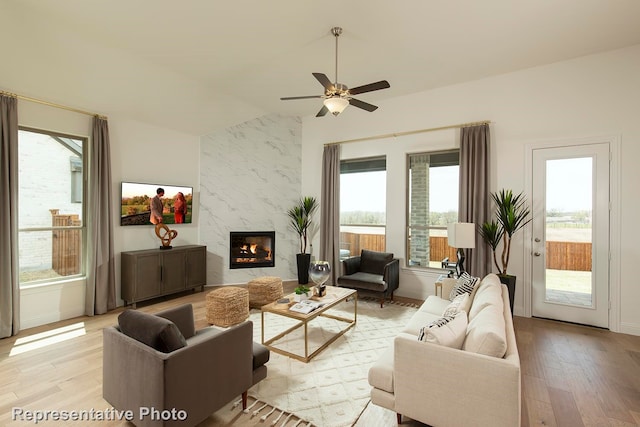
[248, 276, 283, 308]
[206, 287, 249, 327]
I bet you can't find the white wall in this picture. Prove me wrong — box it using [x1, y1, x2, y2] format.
[109, 114, 202, 300]
[301, 44, 640, 335]
[16, 102, 203, 329]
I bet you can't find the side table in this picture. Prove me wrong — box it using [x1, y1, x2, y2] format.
[434, 274, 446, 297]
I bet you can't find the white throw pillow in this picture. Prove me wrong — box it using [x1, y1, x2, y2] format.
[448, 272, 480, 301]
[442, 293, 470, 318]
[417, 312, 467, 349]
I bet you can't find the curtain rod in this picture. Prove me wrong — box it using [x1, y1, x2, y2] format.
[1, 90, 107, 119]
[324, 120, 491, 146]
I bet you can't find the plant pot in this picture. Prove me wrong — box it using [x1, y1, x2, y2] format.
[294, 293, 309, 302]
[498, 274, 516, 314]
[296, 253, 311, 284]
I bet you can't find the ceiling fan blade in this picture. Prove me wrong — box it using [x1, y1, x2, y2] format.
[312, 73, 335, 92]
[316, 105, 329, 117]
[348, 80, 390, 96]
[280, 95, 323, 100]
[349, 98, 378, 112]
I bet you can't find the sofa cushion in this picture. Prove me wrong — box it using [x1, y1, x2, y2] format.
[417, 312, 467, 349]
[338, 272, 388, 291]
[368, 345, 395, 393]
[469, 282, 503, 320]
[252, 342, 270, 370]
[442, 293, 471, 317]
[155, 303, 196, 339]
[448, 272, 480, 301]
[402, 308, 444, 335]
[118, 309, 187, 353]
[419, 295, 452, 317]
[463, 304, 507, 358]
[359, 249, 394, 275]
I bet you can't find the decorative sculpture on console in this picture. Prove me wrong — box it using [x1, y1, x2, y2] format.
[155, 223, 178, 249]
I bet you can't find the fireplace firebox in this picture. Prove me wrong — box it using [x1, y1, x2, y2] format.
[229, 231, 275, 269]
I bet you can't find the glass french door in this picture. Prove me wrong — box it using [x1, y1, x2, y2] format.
[531, 143, 609, 328]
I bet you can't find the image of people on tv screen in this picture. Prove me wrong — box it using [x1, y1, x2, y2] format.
[174, 192, 188, 224]
[150, 187, 165, 224]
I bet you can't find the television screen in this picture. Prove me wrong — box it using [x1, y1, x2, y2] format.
[120, 181, 193, 226]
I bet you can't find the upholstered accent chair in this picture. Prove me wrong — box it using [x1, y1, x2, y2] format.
[103, 304, 269, 427]
[337, 249, 400, 307]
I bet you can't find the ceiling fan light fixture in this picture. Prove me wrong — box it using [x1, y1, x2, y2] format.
[323, 97, 349, 116]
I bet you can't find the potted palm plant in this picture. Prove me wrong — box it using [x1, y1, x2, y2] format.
[478, 189, 532, 313]
[287, 196, 318, 284]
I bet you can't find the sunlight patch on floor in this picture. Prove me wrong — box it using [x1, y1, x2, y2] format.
[10, 322, 86, 356]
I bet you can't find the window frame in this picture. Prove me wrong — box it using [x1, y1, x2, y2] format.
[18, 126, 88, 287]
[405, 149, 460, 270]
[339, 155, 387, 257]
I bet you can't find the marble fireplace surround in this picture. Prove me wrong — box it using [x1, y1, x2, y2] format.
[200, 114, 302, 285]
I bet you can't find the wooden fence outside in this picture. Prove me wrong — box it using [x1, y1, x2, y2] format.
[430, 237, 591, 271]
[545, 240, 592, 271]
[340, 232, 386, 258]
[51, 210, 82, 276]
[341, 232, 591, 272]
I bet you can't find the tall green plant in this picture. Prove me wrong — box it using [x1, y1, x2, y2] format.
[287, 196, 318, 254]
[479, 189, 532, 275]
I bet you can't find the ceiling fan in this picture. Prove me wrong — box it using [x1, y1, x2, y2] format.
[280, 27, 390, 117]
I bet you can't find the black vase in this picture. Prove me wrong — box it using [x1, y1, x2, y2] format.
[296, 253, 311, 284]
[498, 274, 516, 314]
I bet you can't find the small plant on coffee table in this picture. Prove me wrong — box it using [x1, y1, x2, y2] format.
[294, 285, 310, 296]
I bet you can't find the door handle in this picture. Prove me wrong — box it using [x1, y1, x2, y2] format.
[534, 238, 541, 242]
[534, 252, 541, 256]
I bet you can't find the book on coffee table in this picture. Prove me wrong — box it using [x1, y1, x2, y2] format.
[289, 300, 324, 314]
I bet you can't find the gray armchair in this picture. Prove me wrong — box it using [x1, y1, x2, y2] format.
[103, 304, 269, 427]
[337, 249, 400, 307]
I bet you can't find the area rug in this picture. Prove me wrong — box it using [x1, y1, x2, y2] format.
[247, 298, 417, 427]
[199, 395, 313, 426]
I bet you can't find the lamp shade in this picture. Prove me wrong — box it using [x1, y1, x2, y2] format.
[447, 223, 476, 249]
[323, 97, 349, 116]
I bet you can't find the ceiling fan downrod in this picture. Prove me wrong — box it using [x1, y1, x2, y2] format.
[331, 27, 342, 88]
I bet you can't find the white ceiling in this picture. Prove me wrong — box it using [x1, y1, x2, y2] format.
[4, 0, 640, 134]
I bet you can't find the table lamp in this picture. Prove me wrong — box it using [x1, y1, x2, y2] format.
[447, 222, 476, 277]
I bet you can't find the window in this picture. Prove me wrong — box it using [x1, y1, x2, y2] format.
[340, 156, 386, 259]
[18, 127, 86, 286]
[407, 150, 459, 268]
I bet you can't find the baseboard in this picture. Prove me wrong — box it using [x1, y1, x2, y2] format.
[21, 308, 85, 330]
[619, 322, 640, 337]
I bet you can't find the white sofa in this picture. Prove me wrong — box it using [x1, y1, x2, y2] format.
[368, 273, 521, 427]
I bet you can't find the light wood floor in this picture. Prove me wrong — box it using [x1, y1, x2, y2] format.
[2, 287, 640, 426]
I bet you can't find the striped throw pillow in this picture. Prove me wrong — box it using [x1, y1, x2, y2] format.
[442, 292, 470, 317]
[417, 312, 468, 348]
[417, 315, 455, 341]
[448, 272, 479, 301]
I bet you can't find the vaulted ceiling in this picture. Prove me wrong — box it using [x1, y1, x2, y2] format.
[3, 0, 640, 134]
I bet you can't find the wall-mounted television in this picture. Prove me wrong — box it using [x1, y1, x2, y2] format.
[120, 181, 193, 226]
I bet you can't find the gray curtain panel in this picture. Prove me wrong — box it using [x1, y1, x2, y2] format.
[320, 144, 341, 285]
[0, 94, 20, 338]
[85, 116, 116, 315]
[459, 124, 491, 277]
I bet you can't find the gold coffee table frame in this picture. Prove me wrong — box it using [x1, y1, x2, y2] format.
[260, 286, 357, 363]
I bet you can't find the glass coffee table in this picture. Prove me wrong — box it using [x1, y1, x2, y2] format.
[260, 286, 357, 363]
